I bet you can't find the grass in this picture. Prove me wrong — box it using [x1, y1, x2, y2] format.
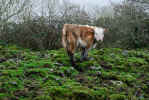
[0, 44, 149, 100]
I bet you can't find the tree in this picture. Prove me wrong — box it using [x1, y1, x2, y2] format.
[94, 0, 149, 48]
[0, 0, 31, 33]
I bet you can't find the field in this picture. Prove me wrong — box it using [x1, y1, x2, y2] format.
[0, 44, 149, 100]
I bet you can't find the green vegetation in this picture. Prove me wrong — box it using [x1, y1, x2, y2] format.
[0, 44, 149, 100]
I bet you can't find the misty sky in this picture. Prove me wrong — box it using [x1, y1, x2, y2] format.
[34, 0, 124, 16]
[36, 0, 123, 9]
[70, 0, 123, 7]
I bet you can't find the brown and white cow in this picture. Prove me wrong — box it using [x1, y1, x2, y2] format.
[62, 24, 106, 67]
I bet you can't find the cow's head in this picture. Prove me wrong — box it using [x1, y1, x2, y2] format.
[94, 27, 106, 42]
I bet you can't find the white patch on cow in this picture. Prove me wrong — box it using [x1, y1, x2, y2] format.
[94, 27, 104, 41]
[78, 38, 87, 47]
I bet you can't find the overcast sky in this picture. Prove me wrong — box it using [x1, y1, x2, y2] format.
[34, 0, 124, 16]
[36, 0, 124, 9]
[70, 0, 123, 7]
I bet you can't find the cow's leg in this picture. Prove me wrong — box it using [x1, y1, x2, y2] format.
[66, 34, 76, 66]
[80, 48, 89, 61]
[80, 39, 94, 61]
[67, 50, 75, 66]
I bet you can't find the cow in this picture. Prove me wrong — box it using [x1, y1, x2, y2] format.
[62, 24, 106, 68]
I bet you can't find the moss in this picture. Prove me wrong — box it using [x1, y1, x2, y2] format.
[0, 93, 8, 99]
[58, 66, 79, 77]
[110, 94, 126, 100]
[101, 71, 119, 80]
[118, 73, 136, 83]
[0, 45, 149, 99]
[126, 57, 148, 66]
[34, 95, 52, 100]
[47, 86, 106, 100]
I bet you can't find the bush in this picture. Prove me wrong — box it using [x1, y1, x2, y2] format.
[0, 1, 91, 50]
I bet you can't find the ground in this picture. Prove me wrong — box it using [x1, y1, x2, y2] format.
[0, 44, 149, 100]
